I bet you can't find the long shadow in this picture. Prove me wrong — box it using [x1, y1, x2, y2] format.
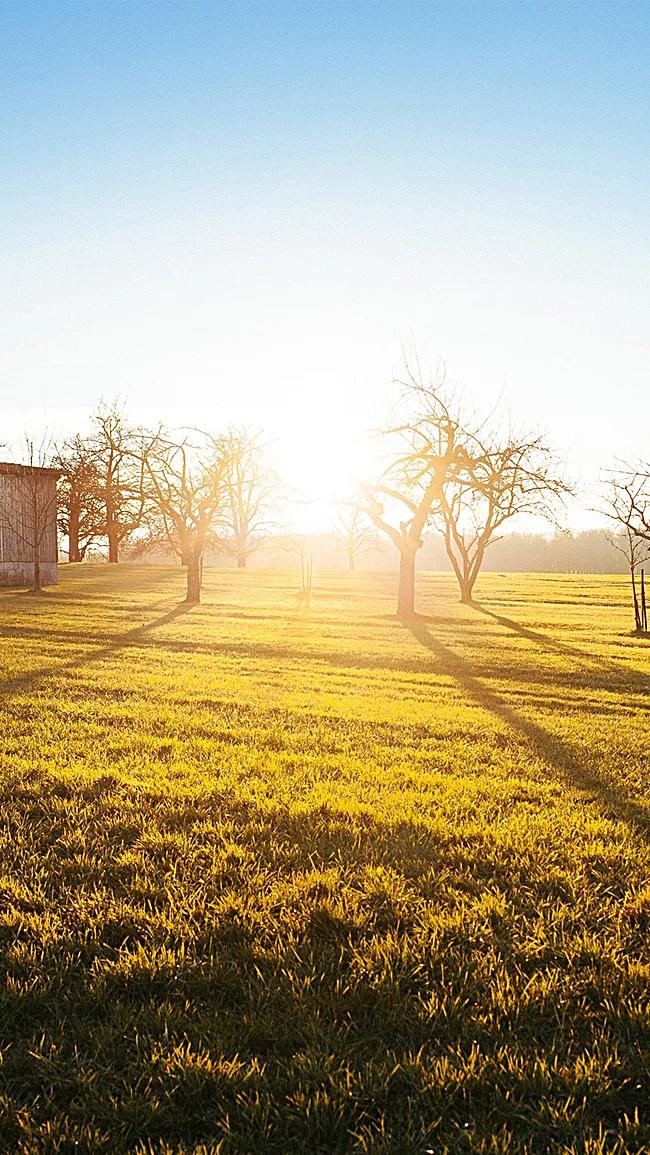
[469, 600, 650, 697]
[472, 602, 597, 662]
[0, 602, 193, 702]
[407, 618, 650, 844]
[2, 610, 649, 710]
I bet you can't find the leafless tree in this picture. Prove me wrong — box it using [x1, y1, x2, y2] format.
[89, 404, 149, 563]
[435, 432, 572, 603]
[361, 364, 571, 613]
[603, 468, 650, 631]
[0, 439, 60, 592]
[359, 367, 471, 617]
[220, 429, 281, 568]
[141, 430, 228, 603]
[333, 506, 377, 571]
[53, 434, 104, 562]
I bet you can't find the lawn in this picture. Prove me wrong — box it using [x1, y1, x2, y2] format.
[0, 565, 648, 1154]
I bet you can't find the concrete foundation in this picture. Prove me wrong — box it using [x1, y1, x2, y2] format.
[0, 562, 58, 587]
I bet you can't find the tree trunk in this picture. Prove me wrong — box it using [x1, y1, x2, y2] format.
[348, 543, 355, 572]
[237, 549, 247, 569]
[68, 496, 81, 563]
[397, 549, 416, 618]
[33, 552, 41, 592]
[107, 526, 119, 564]
[106, 484, 118, 562]
[458, 575, 475, 604]
[186, 550, 202, 604]
[632, 568, 641, 631]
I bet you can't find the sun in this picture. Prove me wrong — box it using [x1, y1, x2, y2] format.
[272, 416, 376, 534]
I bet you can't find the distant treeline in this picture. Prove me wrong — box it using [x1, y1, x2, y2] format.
[120, 529, 630, 575]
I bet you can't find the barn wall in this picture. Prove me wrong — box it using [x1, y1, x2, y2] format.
[0, 472, 58, 564]
[0, 468, 59, 585]
[0, 562, 58, 587]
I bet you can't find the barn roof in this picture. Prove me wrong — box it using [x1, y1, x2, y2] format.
[0, 461, 61, 478]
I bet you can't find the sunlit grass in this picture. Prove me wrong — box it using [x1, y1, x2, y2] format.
[0, 566, 648, 1153]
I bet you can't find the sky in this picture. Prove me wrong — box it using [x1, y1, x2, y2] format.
[2, 0, 650, 531]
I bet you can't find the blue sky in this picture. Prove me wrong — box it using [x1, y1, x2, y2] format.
[2, 0, 650, 525]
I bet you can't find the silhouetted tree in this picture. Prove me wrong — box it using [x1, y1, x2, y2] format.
[141, 431, 228, 604]
[360, 367, 471, 617]
[604, 469, 650, 630]
[435, 433, 571, 603]
[220, 430, 281, 568]
[54, 435, 104, 561]
[0, 439, 60, 592]
[90, 405, 148, 563]
[333, 507, 377, 571]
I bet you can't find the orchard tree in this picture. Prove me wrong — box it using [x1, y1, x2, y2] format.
[90, 404, 148, 563]
[54, 434, 104, 562]
[603, 467, 650, 631]
[0, 439, 60, 593]
[360, 368, 471, 618]
[333, 507, 377, 571]
[220, 429, 281, 568]
[435, 433, 571, 603]
[142, 430, 228, 604]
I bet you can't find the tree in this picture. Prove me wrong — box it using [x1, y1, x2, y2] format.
[603, 468, 650, 631]
[141, 431, 227, 604]
[220, 429, 280, 568]
[0, 439, 59, 593]
[333, 507, 377, 571]
[54, 435, 104, 562]
[359, 369, 471, 618]
[435, 432, 572, 603]
[89, 405, 148, 563]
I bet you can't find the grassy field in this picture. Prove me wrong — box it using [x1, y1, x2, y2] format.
[0, 565, 648, 1155]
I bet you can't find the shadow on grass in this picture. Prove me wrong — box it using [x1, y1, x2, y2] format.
[407, 617, 650, 844]
[1, 778, 648, 1154]
[0, 602, 194, 702]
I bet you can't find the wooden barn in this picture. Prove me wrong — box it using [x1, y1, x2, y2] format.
[0, 462, 60, 587]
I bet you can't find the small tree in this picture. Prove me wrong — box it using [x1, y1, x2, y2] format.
[142, 431, 227, 604]
[90, 404, 148, 563]
[604, 469, 650, 631]
[54, 435, 104, 562]
[0, 439, 60, 593]
[435, 433, 572, 603]
[333, 507, 377, 571]
[220, 429, 280, 568]
[360, 368, 470, 618]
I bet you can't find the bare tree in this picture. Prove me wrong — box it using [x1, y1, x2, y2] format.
[53, 435, 104, 562]
[361, 364, 571, 613]
[220, 429, 281, 568]
[603, 469, 650, 631]
[333, 507, 377, 571]
[435, 433, 572, 603]
[360, 368, 471, 617]
[0, 439, 60, 593]
[141, 431, 228, 604]
[89, 404, 148, 563]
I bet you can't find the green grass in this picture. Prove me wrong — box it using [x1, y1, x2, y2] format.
[0, 565, 648, 1154]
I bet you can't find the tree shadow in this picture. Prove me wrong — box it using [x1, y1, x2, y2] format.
[406, 618, 650, 844]
[469, 601, 650, 696]
[0, 602, 194, 702]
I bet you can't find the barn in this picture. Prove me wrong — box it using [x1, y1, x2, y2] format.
[0, 462, 60, 587]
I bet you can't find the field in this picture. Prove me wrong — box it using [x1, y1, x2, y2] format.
[0, 565, 648, 1155]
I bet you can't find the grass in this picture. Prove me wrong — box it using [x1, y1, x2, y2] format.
[0, 564, 648, 1155]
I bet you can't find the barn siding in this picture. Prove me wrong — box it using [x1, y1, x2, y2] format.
[0, 465, 60, 586]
